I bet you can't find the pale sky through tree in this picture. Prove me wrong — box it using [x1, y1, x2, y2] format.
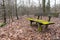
[17, 0, 60, 7]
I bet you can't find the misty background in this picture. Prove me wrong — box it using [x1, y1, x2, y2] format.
[0, 0, 60, 21]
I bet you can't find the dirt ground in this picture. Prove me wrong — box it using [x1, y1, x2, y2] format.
[0, 15, 60, 40]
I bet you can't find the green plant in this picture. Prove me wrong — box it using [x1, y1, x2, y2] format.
[0, 23, 6, 27]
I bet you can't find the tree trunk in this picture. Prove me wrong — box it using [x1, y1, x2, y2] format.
[8, 0, 13, 23]
[55, 0, 56, 13]
[42, 0, 46, 14]
[15, 0, 19, 20]
[3, 0, 6, 23]
[48, 0, 50, 13]
[48, 0, 51, 21]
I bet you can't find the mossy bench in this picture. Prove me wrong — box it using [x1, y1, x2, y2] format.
[27, 18, 54, 31]
[0, 23, 6, 27]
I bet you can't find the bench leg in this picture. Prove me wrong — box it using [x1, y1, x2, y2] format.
[30, 21, 32, 26]
[36, 22, 38, 24]
[37, 23, 42, 32]
[45, 25, 48, 29]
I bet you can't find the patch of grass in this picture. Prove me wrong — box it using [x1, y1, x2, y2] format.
[0, 23, 6, 27]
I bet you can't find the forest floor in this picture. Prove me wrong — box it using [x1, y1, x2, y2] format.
[0, 15, 60, 40]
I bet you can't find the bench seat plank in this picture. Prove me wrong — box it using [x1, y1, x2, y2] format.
[27, 18, 54, 25]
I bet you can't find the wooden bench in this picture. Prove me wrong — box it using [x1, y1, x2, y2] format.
[27, 18, 54, 31]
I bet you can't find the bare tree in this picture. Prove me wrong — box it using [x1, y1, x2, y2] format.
[2, 0, 6, 23]
[55, 0, 56, 13]
[37, 0, 40, 19]
[47, 0, 50, 13]
[15, 0, 19, 20]
[8, 0, 13, 22]
[45, 0, 51, 29]
[27, 0, 31, 15]
[38, 0, 42, 19]
[42, 0, 46, 14]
